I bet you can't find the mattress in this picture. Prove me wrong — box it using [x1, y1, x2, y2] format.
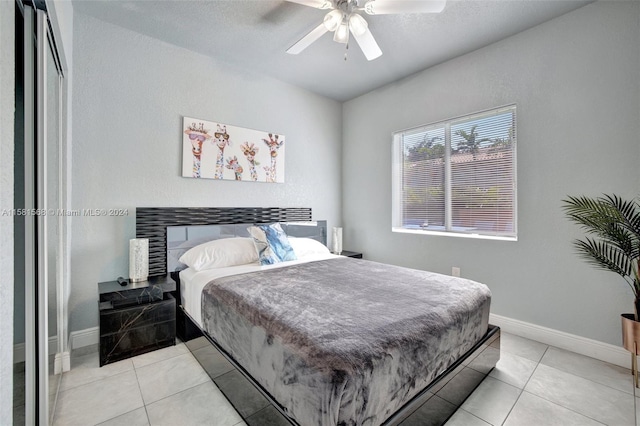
[185, 257, 491, 426]
[180, 253, 339, 328]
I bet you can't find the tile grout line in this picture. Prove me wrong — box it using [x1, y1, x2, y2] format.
[55, 369, 142, 426]
[140, 376, 212, 408]
[496, 385, 524, 426]
[132, 343, 190, 371]
[62, 348, 191, 425]
[65, 343, 188, 393]
[50, 370, 63, 425]
[132, 365, 152, 426]
[498, 344, 549, 426]
[57, 365, 134, 394]
[61, 351, 134, 393]
[455, 408, 493, 426]
[514, 346, 613, 426]
[93, 407, 145, 426]
[501, 337, 635, 396]
[96, 350, 215, 425]
[514, 389, 608, 426]
[137, 352, 212, 408]
[537, 358, 637, 395]
[536, 349, 637, 396]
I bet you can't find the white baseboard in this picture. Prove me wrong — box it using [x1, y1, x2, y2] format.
[54, 351, 71, 373]
[69, 326, 99, 350]
[13, 336, 59, 364]
[490, 313, 630, 369]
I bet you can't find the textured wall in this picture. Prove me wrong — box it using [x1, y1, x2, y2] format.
[70, 13, 343, 333]
[0, 0, 15, 419]
[343, 1, 640, 346]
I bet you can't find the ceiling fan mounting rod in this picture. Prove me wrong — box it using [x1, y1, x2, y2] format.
[336, 0, 364, 14]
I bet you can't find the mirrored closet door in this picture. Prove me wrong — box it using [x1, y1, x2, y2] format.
[16, 1, 66, 424]
[44, 6, 63, 422]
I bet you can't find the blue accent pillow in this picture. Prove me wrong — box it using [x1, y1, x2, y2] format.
[248, 223, 297, 265]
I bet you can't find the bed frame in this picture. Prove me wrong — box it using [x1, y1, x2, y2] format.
[136, 207, 500, 426]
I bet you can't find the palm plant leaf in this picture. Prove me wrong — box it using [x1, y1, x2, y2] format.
[563, 196, 619, 234]
[574, 238, 632, 277]
[564, 194, 640, 297]
[563, 195, 640, 258]
[574, 239, 640, 296]
[602, 194, 640, 247]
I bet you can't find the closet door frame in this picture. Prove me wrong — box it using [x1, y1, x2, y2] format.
[22, 2, 65, 424]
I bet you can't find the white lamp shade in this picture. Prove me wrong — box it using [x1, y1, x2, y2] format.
[333, 21, 349, 43]
[332, 227, 343, 255]
[129, 238, 149, 282]
[323, 9, 343, 32]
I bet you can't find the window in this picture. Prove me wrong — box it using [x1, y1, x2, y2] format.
[392, 105, 517, 240]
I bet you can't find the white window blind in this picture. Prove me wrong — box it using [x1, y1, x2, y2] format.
[392, 105, 517, 240]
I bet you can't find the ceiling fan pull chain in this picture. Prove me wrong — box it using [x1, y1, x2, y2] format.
[344, 42, 349, 61]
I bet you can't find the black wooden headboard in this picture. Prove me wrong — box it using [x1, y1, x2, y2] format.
[136, 207, 312, 277]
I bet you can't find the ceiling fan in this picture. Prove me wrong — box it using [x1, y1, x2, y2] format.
[285, 0, 446, 61]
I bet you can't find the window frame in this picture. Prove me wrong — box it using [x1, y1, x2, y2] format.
[392, 104, 517, 241]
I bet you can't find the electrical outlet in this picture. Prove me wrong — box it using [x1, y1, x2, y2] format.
[452, 267, 460, 277]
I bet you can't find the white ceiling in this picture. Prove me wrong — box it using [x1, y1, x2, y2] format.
[72, 0, 593, 102]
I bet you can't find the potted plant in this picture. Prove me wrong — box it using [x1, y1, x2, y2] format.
[563, 194, 640, 384]
[563, 194, 640, 318]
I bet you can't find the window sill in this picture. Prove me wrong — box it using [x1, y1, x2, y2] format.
[392, 227, 517, 242]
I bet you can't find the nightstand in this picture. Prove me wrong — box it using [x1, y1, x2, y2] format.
[98, 275, 176, 366]
[340, 250, 363, 259]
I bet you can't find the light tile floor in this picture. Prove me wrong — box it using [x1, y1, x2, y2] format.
[45, 332, 639, 426]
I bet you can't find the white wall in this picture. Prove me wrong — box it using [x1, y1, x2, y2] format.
[0, 0, 15, 419]
[70, 13, 343, 333]
[342, 1, 640, 346]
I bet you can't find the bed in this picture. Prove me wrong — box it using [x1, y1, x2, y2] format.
[136, 207, 500, 426]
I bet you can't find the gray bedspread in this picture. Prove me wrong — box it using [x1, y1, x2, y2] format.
[201, 257, 491, 426]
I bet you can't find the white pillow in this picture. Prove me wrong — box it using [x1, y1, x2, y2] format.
[288, 237, 331, 258]
[179, 237, 258, 271]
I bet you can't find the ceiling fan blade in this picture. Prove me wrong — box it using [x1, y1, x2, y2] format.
[351, 27, 382, 61]
[287, 23, 330, 55]
[285, 0, 333, 9]
[363, 0, 446, 15]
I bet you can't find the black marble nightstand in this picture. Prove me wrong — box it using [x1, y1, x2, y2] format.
[339, 250, 363, 259]
[98, 275, 176, 366]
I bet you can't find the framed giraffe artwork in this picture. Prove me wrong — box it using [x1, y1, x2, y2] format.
[181, 116, 285, 183]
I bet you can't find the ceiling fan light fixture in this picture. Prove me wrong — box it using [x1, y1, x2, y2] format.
[285, 0, 447, 60]
[348, 13, 368, 36]
[323, 9, 343, 31]
[333, 20, 349, 43]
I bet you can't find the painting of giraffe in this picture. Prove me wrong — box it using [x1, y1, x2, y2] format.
[225, 156, 244, 181]
[213, 125, 231, 180]
[263, 134, 284, 183]
[183, 124, 212, 178]
[182, 117, 285, 182]
[240, 142, 260, 181]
